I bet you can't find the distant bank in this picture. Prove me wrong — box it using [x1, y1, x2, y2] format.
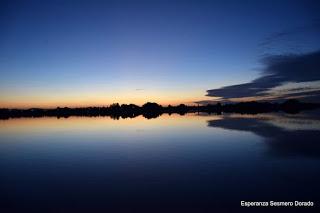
[1, 100, 319, 120]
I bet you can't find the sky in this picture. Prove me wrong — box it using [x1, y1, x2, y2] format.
[0, 0, 319, 108]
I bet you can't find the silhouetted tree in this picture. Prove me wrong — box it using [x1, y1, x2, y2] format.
[0, 100, 319, 120]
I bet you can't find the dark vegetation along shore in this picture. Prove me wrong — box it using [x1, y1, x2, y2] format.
[0, 99, 319, 120]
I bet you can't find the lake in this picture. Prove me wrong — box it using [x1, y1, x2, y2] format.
[1, 111, 320, 212]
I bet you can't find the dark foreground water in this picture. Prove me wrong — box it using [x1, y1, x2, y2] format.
[0, 111, 320, 212]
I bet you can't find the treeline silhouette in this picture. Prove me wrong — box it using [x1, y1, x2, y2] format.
[0, 100, 319, 120]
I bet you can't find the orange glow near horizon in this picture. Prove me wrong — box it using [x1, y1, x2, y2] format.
[0, 94, 206, 109]
[0, 86, 214, 108]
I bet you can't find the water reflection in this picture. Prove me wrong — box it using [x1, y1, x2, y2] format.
[0, 112, 320, 212]
[208, 111, 320, 158]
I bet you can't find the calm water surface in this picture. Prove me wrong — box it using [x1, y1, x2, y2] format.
[1, 112, 320, 212]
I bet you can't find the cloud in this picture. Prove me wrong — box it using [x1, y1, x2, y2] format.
[206, 50, 320, 102]
[204, 15, 320, 103]
[259, 20, 320, 48]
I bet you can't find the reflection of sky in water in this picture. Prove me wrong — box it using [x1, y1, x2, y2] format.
[0, 112, 320, 211]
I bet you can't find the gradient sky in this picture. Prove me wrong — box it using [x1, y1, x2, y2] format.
[1, 0, 319, 108]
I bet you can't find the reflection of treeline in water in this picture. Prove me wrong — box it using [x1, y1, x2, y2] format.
[0, 99, 319, 120]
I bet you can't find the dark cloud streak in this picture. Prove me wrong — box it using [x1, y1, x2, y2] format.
[259, 20, 320, 48]
[206, 50, 320, 102]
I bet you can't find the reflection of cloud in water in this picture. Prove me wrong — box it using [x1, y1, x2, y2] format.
[208, 111, 320, 158]
[227, 113, 320, 131]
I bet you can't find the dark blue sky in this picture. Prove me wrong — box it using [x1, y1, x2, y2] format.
[1, 0, 319, 107]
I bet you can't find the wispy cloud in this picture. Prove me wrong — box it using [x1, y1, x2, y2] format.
[259, 20, 320, 48]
